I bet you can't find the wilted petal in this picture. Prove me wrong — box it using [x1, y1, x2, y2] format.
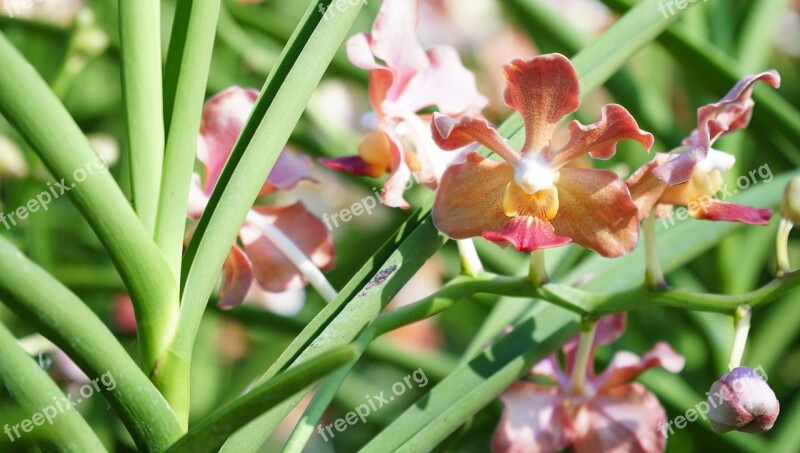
[483, 216, 572, 253]
[391, 46, 488, 115]
[626, 155, 670, 221]
[218, 246, 254, 310]
[503, 55, 580, 155]
[197, 87, 259, 193]
[655, 71, 780, 184]
[493, 382, 576, 453]
[595, 342, 685, 392]
[261, 150, 316, 196]
[550, 104, 654, 169]
[431, 113, 520, 165]
[432, 152, 513, 238]
[691, 200, 772, 225]
[573, 383, 666, 453]
[551, 168, 640, 258]
[240, 203, 335, 292]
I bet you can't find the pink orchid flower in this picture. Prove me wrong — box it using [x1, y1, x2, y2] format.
[431, 54, 654, 257]
[628, 72, 780, 225]
[188, 87, 335, 309]
[493, 314, 685, 453]
[320, 0, 488, 209]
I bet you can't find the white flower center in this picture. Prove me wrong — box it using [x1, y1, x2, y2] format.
[514, 156, 556, 194]
[696, 148, 736, 174]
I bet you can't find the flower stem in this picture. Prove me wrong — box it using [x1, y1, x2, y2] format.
[644, 209, 665, 288]
[570, 318, 597, 395]
[777, 218, 793, 277]
[457, 239, 484, 277]
[248, 212, 338, 302]
[529, 250, 548, 285]
[728, 306, 752, 370]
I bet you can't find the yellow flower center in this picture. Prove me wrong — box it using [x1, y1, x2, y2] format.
[503, 181, 560, 220]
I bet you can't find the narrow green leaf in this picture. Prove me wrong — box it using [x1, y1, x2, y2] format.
[0, 321, 106, 452]
[0, 235, 183, 452]
[166, 345, 359, 453]
[0, 31, 179, 384]
[119, 0, 164, 233]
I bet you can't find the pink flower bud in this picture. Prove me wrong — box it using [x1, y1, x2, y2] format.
[707, 367, 780, 434]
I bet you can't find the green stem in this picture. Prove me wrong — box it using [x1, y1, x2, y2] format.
[50, 11, 109, 99]
[156, 0, 221, 281]
[570, 319, 597, 395]
[528, 250, 548, 285]
[0, 31, 179, 385]
[728, 306, 752, 370]
[119, 0, 164, 233]
[643, 210, 665, 288]
[777, 218, 793, 277]
[0, 321, 106, 452]
[0, 235, 183, 452]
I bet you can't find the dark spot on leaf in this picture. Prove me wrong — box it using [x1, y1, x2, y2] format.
[358, 264, 398, 296]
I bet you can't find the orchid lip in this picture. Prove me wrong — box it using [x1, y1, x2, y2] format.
[695, 148, 736, 174]
[514, 155, 556, 194]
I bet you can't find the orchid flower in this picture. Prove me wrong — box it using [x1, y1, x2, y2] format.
[431, 54, 654, 257]
[627, 72, 780, 225]
[320, 0, 488, 209]
[188, 87, 335, 309]
[493, 314, 685, 453]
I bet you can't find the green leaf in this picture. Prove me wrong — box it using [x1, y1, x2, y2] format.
[0, 321, 106, 452]
[0, 235, 183, 452]
[119, 0, 164, 233]
[165, 345, 359, 453]
[0, 31, 179, 385]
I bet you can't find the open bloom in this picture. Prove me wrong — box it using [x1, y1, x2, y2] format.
[432, 54, 653, 256]
[320, 0, 487, 208]
[707, 367, 780, 434]
[188, 87, 334, 309]
[493, 314, 685, 453]
[627, 72, 780, 224]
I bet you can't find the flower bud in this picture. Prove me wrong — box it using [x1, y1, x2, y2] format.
[781, 176, 800, 225]
[707, 367, 779, 434]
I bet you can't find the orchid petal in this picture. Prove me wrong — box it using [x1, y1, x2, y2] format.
[431, 113, 520, 165]
[503, 55, 580, 155]
[564, 314, 627, 377]
[573, 383, 667, 453]
[625, 155, 670, 221]
[218, 246, 254, 310]
[551, 168, 640, 258]
[655, 71, 780, 184]
[261, 150, 316, 196]
[370, 0, 429, 96]
[550, 104, 654, 169]
[320, 156, 388, 178]
[197, 87, 259, 194]
[240, 202, 335, 292]
[595, 342, 685, 392]
[188, 173, 210, 220]
[244, 285, 306, 317]
[392, 46, 488, 115]
[691, 200, 772, 225]
[380, 129, 413, 209]
[432, 152, 514, 238]
[482, 216, 572, 253]
[492, 382, 576, 453]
